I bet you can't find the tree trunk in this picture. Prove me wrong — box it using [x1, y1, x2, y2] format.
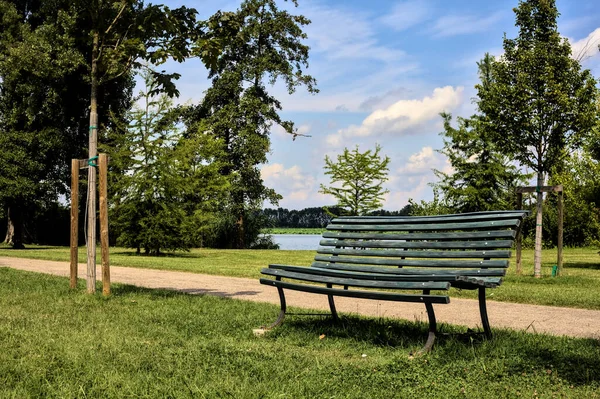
[236, 213, 245, 249]
[534, 172, 544, 278]
[87, 30, 99, 293]
[4, 205, 25, 249]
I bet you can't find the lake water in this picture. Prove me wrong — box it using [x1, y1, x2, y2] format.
[270, 234, 322, 250]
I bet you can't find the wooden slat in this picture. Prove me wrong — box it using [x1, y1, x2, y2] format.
[312, 263, 506, 278]
[259, 279, 450, 304]
[319, 239, 514, 249]
[322, 230, 516, 241]
[317, 248, 512, 259]
[326, 219, 520, 232]
[266, 264, 462, 282]
[312, 256, 509, 269]
[452, 276, 503, 289]
[333, 212, 528, 224]
[261, 269, 450, 290]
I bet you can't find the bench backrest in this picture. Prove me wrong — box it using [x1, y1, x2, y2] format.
[313, 211, 528, 277]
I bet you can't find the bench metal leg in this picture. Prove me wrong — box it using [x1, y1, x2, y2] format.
[262, 285, 287, 330]
[326, 284, 339, 322]
[478, 287, 492, 339]
[412, 290, 437, 356]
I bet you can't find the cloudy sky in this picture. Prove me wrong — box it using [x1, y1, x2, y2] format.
[161, 0, 600, 210]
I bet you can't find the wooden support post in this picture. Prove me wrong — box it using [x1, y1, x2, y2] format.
[557, 190, 563, 276]
[99, 154, 110, 296]
[70, 159, 79, 289]
[515, 192, 523, 275]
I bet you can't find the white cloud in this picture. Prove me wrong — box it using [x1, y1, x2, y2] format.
[381, 146, 451, 209]
[397, 146, 452, 176]
[326, 86, 463, 145]
[569, 28, 600, 62]
[380, 1, 431, 32]
[430, 12, 504, 37]
[261, 163, 326, 209]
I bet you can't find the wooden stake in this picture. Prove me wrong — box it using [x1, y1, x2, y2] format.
[99, 154, 110, 296]
[70, 159, 79, 289]
[515, 192, 523, 275]
[557, 190, 563, 276]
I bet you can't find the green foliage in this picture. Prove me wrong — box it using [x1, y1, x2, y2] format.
[546, 149, 600, 247]
[477, 0, 599, 276]
[477, 0, 598, 176]
[434, 112, 528, 213]
[320, 144, 390, 216]
[0, 1, 133, 247]
[106, 72, 228, 255]
[408, 188, 452, 217]
[191, 0, 318, 248]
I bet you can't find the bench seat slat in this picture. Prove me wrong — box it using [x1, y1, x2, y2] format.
[455, 276, 503, 289]
[317, 248, 511, 259]
[319, 239, 514, 249]
[261, 268, 450, 290]
[312, 263, 506, 278]
[259, 279, 450, 304]
[312, 256, 509, 268]
[326, 219, 520, 231]
[334, 212, 526, 224]
[322, 230, 516, 241]
[268, 264, 463, 281]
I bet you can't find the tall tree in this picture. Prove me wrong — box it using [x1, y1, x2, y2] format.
[434, 55, 529, 213]
[477, 0, 598, 277]
[194, 0, 318, 248]
[0, 1, 133, 248]
[319, 144, 390, 216]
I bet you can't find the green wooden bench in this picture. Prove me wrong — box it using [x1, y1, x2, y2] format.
[259, 210, 528, 353]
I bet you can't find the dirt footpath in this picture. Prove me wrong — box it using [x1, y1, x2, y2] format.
[1, 256, 598, 339]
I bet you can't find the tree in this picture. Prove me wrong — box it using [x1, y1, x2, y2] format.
[0, 1, 133, 248]
[319, 145, 390, 216]
[434, 55, 529, 213]
[477, 0, 598, 277]
[106, 72, 228, 255]
[192, 0, 318, 248]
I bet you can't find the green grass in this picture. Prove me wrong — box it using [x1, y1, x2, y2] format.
[1, 244, 600, 309]
[0, 268, 598, 398]
[264, 227, 325, 234]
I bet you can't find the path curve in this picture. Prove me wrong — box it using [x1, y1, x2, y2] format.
[0, 256, 598, 339]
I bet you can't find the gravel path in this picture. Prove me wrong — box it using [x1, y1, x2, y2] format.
[1, 256, 599, 339]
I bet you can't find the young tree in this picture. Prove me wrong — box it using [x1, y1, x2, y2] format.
[192, 0, 318, 248]
[106, 72, 228, 255]
[319, 145, 390, 216]
[477, 0, 598, 277]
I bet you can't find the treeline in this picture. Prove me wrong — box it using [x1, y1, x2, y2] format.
[261, 206, 412, 228]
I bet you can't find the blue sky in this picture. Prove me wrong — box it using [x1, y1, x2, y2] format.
[160, 0, 600, 210]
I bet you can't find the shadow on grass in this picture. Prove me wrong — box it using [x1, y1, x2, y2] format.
[564, 261, 600, 270]
[0, 246, 55, 251]
[274, 314, 600, 386]
[109, 282, 261, 300]
[111, 251, 201, 259]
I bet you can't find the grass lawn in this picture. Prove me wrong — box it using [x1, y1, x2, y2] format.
[0, 268, 598, 398]
[0, 245, 599, 309]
